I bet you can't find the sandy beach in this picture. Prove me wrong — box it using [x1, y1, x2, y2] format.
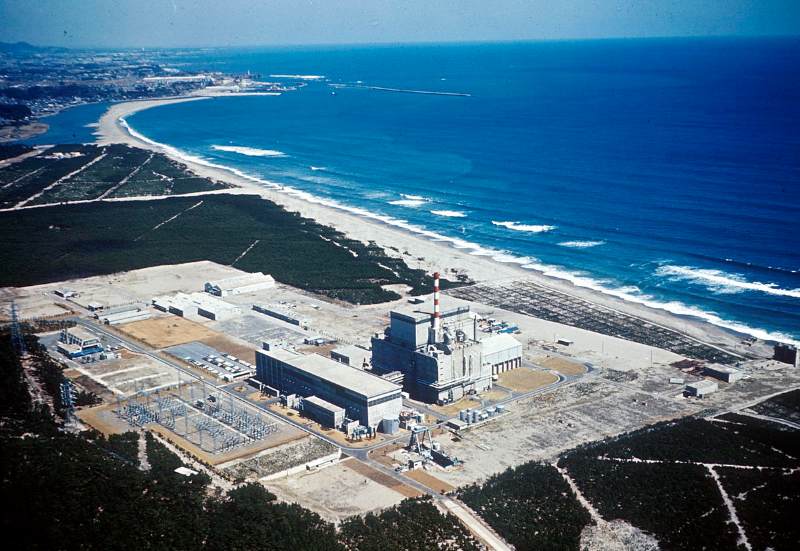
[95, 96, 757, 355]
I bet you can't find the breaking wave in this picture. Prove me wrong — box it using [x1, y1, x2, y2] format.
[656, 265, 800, 299]
[269, 74, 325, 80]
[492, 220, 556, 233]
[559, 240, 606, 248]
[431, 210, 467, 218]
[211, 145, 286, 157]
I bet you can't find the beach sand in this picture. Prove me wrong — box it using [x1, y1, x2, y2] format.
[95, 97, 758, 357]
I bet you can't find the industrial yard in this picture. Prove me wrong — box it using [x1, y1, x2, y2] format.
[4, 258, 799, 547]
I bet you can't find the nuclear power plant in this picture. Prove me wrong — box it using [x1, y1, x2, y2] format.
[371, 272, 522, 403]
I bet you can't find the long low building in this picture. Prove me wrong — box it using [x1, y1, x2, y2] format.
[256, 347, 402, 432]
[205, 272, 275, 297]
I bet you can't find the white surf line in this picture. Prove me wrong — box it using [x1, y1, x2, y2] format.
[554, 464, 606, 525]
[14, 151, 108, 208]
[1, 166, 45, 189]
[706, 465, 752, 551]
[230, 239, 260, 266]
[97, 152, 154, 199]
[133, 199, 204, 241]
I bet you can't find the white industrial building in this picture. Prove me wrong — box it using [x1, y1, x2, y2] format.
[302, 395, 346, 428]
[686, 379, 718, 397]
[152, 292, 241, 321]
[57, 326, 103, 358]
[205, 272, 274, 297]
[252, 304, 309, 328]
[371, 272, 522, 403]
[481, 333, 523, 374]
[256, 347, 402, 432]
[99, 308, 151, 325]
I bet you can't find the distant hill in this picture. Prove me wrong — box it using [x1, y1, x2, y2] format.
[0, 41, 68, 54]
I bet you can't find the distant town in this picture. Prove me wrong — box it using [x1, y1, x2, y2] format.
[0, 41, 296, 141]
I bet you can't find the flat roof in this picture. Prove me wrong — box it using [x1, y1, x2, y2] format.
[391, 305, 471, 324]
[258, 349, 400, 398]
[68, 326, 99, 342]
[687, 379, 718, 389]
[303, 395, 345, 414]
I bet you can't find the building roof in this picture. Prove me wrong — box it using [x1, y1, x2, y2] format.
[331, 344, 371, 364]
[258, 349, 400, 398]
[68, 326, 99, 342]
[207, 272, 274, 290]
[391, 305, 472, 324]
[481, 333, 522, 356]
[688, 379, 718, 390]
[303, 395, 345, 414]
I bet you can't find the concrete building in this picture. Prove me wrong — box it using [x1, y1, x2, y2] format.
[205, 272, 274, 297]
[302, 395, 345, 428]
[686, 379, 718, 397]
[704, 364, 744, 383]
[193, 294, 241, 321]
[256, 347, 402, 431]
[371, 272, 522, 403]
[330, 344, 371, 369]
[57, 326, 103, 358]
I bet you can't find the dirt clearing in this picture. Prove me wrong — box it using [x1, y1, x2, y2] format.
[118, 316, 218, 348]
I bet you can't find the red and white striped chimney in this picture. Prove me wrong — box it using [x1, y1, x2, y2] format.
[432, 271, 441, 336]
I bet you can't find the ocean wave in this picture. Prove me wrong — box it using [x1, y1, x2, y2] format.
[310, 166, 326, 171]
[559, 240, 606, 248]
[119, 117, 798, 345]
[492, 220, 556, 233]
[431, 210, 467, 218]
[389, 199, 427, 207]
[656, 265, 800, 299]
[211, 145, 286, 157]
[269, 74, 325, 80]
[518, 259, 798, 345]
[401, 194, 426, 201]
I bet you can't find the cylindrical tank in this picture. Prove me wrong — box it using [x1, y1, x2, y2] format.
[471, 410, 479, 423]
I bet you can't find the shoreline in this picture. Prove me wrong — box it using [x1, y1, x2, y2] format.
[94, 97, 778, 352]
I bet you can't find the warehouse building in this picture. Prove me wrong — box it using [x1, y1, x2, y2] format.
[252, 304, 309, 328]
[371, 273, 522, 403]
[205, 272, 274, 297]
[301, 395, 346, 428]
[256, 347, 402, 432]
[686, 379, 718, 397]
[704, 364, 744, 383]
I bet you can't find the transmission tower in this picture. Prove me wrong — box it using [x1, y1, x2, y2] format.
[10, 302, 26, 356]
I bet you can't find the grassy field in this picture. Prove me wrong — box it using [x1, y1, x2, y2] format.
[0, 193, 453, 304]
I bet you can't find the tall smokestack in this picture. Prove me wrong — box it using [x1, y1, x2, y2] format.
[433, 271, 441, 337]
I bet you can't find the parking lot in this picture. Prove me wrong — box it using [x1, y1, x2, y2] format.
[165, 341, 255, 382]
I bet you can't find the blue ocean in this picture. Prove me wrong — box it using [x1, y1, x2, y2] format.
[39, 38, 800, 342]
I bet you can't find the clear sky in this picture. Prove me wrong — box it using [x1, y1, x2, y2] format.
[1, 0, 798, 49]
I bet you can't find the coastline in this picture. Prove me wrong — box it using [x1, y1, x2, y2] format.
[94, 97, 770, 353]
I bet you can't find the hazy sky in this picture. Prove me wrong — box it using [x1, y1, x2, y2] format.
[1, 0, 798, 49]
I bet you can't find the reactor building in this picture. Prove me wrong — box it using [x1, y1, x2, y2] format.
[371, 273, 522, 403]
[255, 346, 403, 433]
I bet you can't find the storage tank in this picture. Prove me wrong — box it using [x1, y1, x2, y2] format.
[471, 410, 479, 423]
[381, 418, 400, 434]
